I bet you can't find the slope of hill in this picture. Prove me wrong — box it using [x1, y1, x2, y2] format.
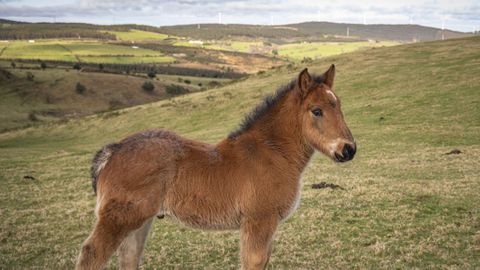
[157, 22, 471, 42]
[0, 65, 201, 131]
[0, 19, 471, 42]
[289, 21, 470, 41]
[0, 36, 479, 268]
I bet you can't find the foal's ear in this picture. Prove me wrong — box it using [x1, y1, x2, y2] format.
[323, 64, 336, 88]
[297, 68, 312, 97]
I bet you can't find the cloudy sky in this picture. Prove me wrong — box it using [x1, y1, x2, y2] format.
[0, 0, 479, 32]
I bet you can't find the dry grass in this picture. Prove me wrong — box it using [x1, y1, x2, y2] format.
[1, 36, 479, 269]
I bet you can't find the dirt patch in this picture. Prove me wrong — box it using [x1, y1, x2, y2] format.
[311, 182, 345, 190]
[445, 149, 462, 155]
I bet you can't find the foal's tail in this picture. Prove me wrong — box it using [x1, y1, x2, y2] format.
[91, 143, 122, 194]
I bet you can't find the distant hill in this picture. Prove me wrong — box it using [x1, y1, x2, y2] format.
[288, 21, 470, 42]
[0, 18, 471, 42]
[157, 24, 307, 40]
[155, 22, 471, 42]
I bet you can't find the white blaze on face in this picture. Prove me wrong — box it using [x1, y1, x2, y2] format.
[326, 90, 337, 102]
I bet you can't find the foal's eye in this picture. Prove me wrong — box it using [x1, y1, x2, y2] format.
[311, 108, 323, 117]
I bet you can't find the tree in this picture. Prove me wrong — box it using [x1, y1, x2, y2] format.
[26, 72, 34, 81]
[166, 84, 189, 96]
[99, 63, 104, 71]
[272, 49, 278, 56]
[73, 63, 81, 70]
[76, 82, 86, 94]
[147, 70, 156, 79]
[40, 62, 47, 70]
[142, 81, 155, 93]
[10, 62, 16, 69]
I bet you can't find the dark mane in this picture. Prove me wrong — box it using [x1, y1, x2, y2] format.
[228, 74, 325, 139]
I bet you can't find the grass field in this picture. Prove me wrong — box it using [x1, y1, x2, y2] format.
[1, 36, 479, 269]
[105, 30, 170, 41]
[156, 74, 232, 87]
[173, 39, 399, 61]
[0, 65, 201, 131]
[0, 40, 175, 64]
[204, 41, 265, 53]
[276, 41, 399, 61]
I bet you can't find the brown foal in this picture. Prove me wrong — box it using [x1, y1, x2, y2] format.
[76, 65, 356, 270]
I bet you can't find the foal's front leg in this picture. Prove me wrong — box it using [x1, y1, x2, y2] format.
[240, 217, 279, 270]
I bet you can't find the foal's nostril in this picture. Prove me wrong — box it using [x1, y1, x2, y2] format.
[342, 144, 356, 160]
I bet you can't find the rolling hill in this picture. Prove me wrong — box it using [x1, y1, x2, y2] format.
[0, 36, 479, 268]
[289, 21, 470, 42]
[0, 19, 472, 42]
[0, 64, 206, 132]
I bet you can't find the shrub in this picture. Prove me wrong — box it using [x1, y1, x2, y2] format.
[184, 79, 191, 84]
[10, 62, 16, 69]
[99, 63, 104, 71]
[208, 81, 221, 88]
[166, 84, 189, 96]
[73, 63, 81, 70]
[26, 72, 34, 81]
[75, 82, 86, 94]
[301, 57, 313, 63]
[147, 70, 156, 79]
[40, 62, 47, 70]
[28, 112, 38, 122]
[142, 81, 155, 92]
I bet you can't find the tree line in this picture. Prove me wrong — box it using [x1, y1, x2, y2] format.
[8, 58, 246, 79]
[0, 23, 116, 40]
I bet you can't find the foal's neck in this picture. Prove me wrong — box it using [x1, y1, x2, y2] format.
[254, 94, 314, 172]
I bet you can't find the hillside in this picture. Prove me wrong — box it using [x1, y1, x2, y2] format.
[0, 64, 203, 131]
[0, 36, 479, 268]
[289, 21, 470, 42]
[154, 22, 471, 42]
[1, 19, 471, 42]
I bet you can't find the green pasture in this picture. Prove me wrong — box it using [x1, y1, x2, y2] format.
[1, 36, 479, 269]
[173, 40, 264, 53]
[172, 39, 399, 61]
[205, 41, 265, 53]
[156, 74, 232, 87]
[277, 41, 399, 61]
[105, 30, 170, 41]
[0, 40, 175, 64]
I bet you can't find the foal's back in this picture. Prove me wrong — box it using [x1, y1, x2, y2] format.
[97, 129, 244, 229]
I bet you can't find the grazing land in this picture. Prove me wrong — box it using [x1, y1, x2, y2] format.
[0, 40, 175, 64]
[276, 41, 399, 61]
[104, 30, 170, 41]
[1, 36, 479, 269]
[0, 62, 208, 131]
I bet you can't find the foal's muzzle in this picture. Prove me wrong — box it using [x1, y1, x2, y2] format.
[334, 143, 356, 162]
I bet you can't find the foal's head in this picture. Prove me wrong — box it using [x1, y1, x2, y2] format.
[297, 65, 356, 162]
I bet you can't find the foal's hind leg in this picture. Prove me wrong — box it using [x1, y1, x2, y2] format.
[240, 217, 279, 270]
[76, 217, 130, 270]
[118, 217, 154, 270]
[76, 198, 157, 270]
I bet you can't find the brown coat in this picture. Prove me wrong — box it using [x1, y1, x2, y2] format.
[76, 65, 356, 270]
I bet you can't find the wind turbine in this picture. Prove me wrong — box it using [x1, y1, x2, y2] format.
[441, 19, 445, 40]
